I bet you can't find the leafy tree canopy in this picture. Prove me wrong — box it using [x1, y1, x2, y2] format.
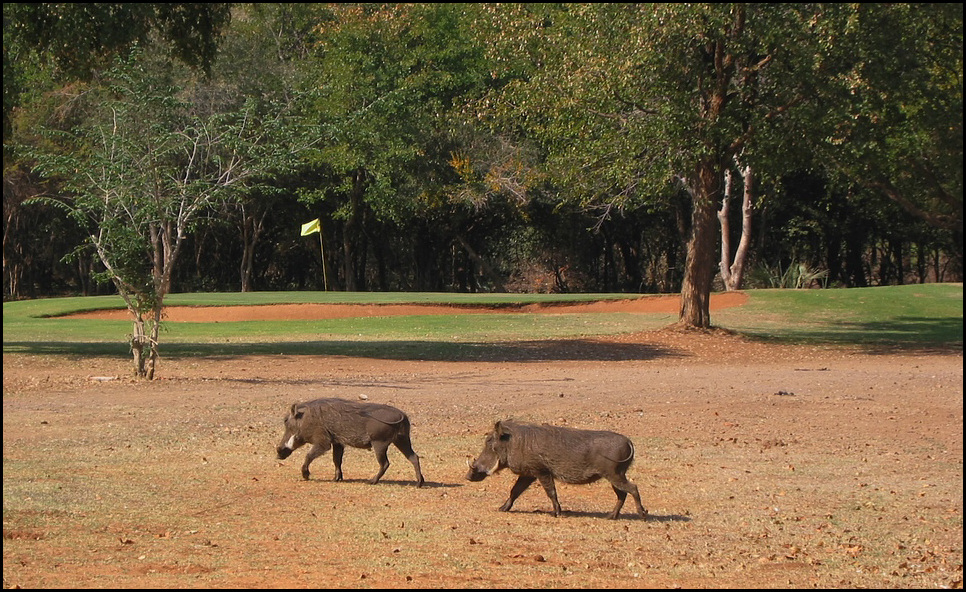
[6, 3, 231, 79]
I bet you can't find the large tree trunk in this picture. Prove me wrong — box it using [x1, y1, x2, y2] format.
[679, 159, 721, 328]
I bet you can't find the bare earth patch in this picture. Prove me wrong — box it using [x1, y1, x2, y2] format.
[62, 291, 748, 321]
[3, 297, 962, 589]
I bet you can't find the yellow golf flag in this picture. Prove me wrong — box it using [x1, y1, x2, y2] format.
[300, 218, 321, 236]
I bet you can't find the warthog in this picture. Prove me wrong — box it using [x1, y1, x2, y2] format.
[467, 420, 647, 519]
[276, 398, 424, 487]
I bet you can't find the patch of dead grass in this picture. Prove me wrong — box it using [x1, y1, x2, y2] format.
[3, 335, 962, 589]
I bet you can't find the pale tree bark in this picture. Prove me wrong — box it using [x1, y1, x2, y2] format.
[129, 307, 163, 380]
[92, 234, 163, 380]
[128, 219, 183, 379]
[718, 163, 755, 291]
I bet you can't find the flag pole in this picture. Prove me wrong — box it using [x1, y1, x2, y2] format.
[301, 218, 327, 291]
[318, 229, 328, 291]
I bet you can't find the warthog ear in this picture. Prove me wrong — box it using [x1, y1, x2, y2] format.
[291, 403, 305, 420]
[494, 420, 510, 441]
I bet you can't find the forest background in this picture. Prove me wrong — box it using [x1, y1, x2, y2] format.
[4, 3, 963, 302]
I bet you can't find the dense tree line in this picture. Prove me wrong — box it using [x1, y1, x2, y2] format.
[5, 3, 963, 301]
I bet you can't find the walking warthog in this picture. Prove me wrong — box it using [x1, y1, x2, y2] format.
[467, 420, 647, 519]
[276, 398, 424, 487]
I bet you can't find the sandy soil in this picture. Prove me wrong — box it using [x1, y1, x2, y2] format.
[3, 295, 962, 589]
[62, 291, 748, 322]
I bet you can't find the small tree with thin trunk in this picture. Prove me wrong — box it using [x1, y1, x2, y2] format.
[719, 161, 755, 291]
[31, 55, 302, 378]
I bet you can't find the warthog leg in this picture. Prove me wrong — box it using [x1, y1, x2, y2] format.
[331, 443, 345, 481]
[609, 487, 628, 520]
[499, 475, 536, 512]
[369, 440, 392, 484]
[301, 442, 330, 480]
[537, 474, 564, 517]
[607, 476, 647, 520]
[393, 436, 425, 487]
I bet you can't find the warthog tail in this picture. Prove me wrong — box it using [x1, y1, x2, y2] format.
[598, 439, 635, 465]
[363, 408, 407, 426]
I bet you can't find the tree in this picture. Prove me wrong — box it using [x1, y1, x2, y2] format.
[4, 3, 230, 81]
[817, 3, 963, 272]
[4, 3, 232, 299]
[30, 55, 303, 378]
[298, 3, 491, 291]
[473, 4, 874, 327]
[208, 3, 325, 292]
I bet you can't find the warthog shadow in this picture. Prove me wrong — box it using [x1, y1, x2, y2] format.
[503, 508, 691, 522]
[302, 477, 462, 489]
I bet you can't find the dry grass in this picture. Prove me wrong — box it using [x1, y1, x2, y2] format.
[3, 330, 963, 589]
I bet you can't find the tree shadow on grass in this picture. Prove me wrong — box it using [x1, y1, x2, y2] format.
[738, 315, 962, 354]
[7, 313, 960, 361]
[3, 338, 688, 363]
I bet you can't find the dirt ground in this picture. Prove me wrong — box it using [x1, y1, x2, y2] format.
[3, 295, 963, 589]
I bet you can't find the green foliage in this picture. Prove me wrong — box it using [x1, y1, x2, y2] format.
[31, 51, 306, 276]
[3, 3, 231, 143]
[474, 4, 821, 207]
[5, 3, 230, 80]
[808, 4, 962, 235]
[470, 5, 880, 326]
[3, 3, 962, 305]
[301, 4, 490, 219]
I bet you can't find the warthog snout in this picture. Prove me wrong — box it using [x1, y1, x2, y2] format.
[466, 460, 489, 482]
[465, 437, 502, 482]
[276, 446, 293, 460]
